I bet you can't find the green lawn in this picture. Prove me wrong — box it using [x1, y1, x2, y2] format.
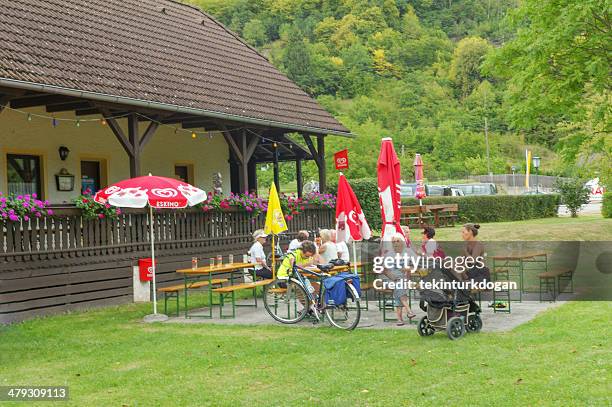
[433, 215, 612, 241]
[0, 301, 610, 406]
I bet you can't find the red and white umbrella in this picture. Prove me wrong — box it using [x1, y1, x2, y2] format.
[414, 153, 426, 204]
[377, 138, 404, 241]
[94, 174, 206, 319]
[335, 173, 371, 272]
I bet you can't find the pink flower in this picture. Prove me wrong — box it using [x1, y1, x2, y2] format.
[116, 208, 122, 215]
[9, 214, 19, 221]
[285, 215, 293, 221]
[32, 193, 37, 198]
[47, 209, 54, 215]
[105, 203, 111, 209]
[24, 215, 29, 221]
[98, 213, 105, 219]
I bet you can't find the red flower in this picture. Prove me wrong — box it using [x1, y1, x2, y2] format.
[98, 213, 105, 219]
[82, 198, 89, 203]
[285, 215, 293, 221]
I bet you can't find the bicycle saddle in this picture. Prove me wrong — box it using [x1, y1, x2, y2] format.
[316, 263, 334, 272]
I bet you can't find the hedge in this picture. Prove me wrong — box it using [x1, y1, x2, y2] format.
[602, 192, 612, 218]
[329, 178, 560, 230]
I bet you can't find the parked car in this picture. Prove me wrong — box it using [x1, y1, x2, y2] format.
[450, 183, 497, 196]
[400, 184, 464, 198]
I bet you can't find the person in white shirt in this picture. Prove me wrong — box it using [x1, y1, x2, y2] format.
[248, 229, 272, 279]
[287, 230, 309, 253]
[331, 229, 350, 262]
[317, 229, 338, 264]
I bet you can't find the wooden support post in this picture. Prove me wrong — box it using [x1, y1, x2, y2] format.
[101, 109, 159, 178]
[273, 145, 280, 193]
[317, 135, 326, 193]
[296, 158, 303, 198]
[248, 160, 258, 195]
[239, 131, 249, 193]
[128, 114, 140, 177]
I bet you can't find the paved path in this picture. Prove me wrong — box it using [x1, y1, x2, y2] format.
[164, 298, 567, 333]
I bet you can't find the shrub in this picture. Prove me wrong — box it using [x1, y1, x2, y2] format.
[602, 192, 612, 218]
[0, 192, 53, 221]
[553, 178, 591, 218]
[329, 178, 560, 229]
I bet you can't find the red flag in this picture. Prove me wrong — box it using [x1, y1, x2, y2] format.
[377, 138, 404, 240]
[334, 149, 349, 170]
[336, 173, 371, 242]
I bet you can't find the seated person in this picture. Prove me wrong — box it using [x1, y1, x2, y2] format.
[421, 226, 439, 257]
[287, 230, 309, 253]
[331, 229, 350, 262]
[317, 229, 338, 264]
[277, 240, 319, 294]
[248, 229, 272, 279]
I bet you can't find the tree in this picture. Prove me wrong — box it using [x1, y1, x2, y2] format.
[448, 36, 490, 98]
[554, 178, 591, 218]
[242, 19, 267, 46]
[484, 0, 611, 131]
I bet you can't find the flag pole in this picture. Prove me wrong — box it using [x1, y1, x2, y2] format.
[352, 241, 358, 275]
[272, 233, 276, 279]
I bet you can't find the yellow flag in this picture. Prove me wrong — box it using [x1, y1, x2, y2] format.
[525, 150, 532, 188]
[264, 183, 287, 235]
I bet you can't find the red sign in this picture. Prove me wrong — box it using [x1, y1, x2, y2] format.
[138, 258, 155, 282]
[334, 149, 349, 170]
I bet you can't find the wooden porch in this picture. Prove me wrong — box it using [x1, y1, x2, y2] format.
[0, 205, 334, 324]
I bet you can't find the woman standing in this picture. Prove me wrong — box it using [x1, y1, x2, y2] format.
[382, 233, 417, 325]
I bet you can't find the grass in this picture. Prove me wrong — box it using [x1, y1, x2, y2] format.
[433, 215, 612, 241]
[0, 301, 610, 406]
[1, 216, 611, 406]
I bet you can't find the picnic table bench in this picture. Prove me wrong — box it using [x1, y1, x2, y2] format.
[537, 268, 573, 302]
[157, 278, 228, 316]
[212, 279, 275, 318]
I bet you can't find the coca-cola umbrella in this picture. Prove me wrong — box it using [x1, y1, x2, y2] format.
[377, 138, 404, 241]
[335, 172, 371, 273]
[94, 174, 207, 321]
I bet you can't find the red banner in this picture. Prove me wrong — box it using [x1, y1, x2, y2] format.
[334, 149, 349, 170]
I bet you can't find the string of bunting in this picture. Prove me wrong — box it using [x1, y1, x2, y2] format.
[0, 104, 299, 148]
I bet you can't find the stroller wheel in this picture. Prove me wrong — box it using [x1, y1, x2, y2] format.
[417, 316, 435, 337]
[446, 317, 466, 340]
[466, 315, 483, 333]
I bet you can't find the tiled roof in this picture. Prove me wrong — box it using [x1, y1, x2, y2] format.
[0, 0, 350, 135]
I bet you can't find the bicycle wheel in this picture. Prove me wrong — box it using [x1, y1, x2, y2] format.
[263, 278, 310, 324]
[325, 282, 361, 330]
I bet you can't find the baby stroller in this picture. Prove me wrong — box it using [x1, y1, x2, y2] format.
[417, 268, 482, 340]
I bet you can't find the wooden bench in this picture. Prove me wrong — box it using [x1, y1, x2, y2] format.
[538, 269, 573, 302]
[212, 279, 274, 318]
[157, 279, 228, 316]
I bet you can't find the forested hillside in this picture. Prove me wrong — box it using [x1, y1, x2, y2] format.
[186, 0, 610, 186]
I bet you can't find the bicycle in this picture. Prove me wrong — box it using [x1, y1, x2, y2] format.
[263, 263, 361, 330]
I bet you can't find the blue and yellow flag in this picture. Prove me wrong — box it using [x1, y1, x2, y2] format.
[264, 183, 287, 235]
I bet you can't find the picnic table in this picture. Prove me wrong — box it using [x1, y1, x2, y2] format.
[176, 262, 256, 318]
[400, 204, 458, 228]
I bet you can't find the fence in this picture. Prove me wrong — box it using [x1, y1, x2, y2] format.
[0, 205, 334, 323]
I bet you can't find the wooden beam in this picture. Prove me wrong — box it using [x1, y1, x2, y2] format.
[296, 158, 303, 198]
[11, 94, 76, 109]
[302, 134, 322, 167]
[239, 131, 248, 193]
[244, 130, 260, 162]
[75, 108, 100, 116]
[46, 101, 92, 113]
[317, 135, 326, 193]
[221, 126, 243, 163]
[139, 120, 159, 150]
[102, 112, 134, 157]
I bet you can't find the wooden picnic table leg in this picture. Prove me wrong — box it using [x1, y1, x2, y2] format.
[184, 274, 189, 318]
[434, 209, 440, 228]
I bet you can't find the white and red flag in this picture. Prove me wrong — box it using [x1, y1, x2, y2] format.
[414, 153, 426, 201]
[377, 138, 404, 241]
[335, 173, 371, 243]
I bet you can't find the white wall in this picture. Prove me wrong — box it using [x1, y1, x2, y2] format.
[0, 107, 230, 203]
